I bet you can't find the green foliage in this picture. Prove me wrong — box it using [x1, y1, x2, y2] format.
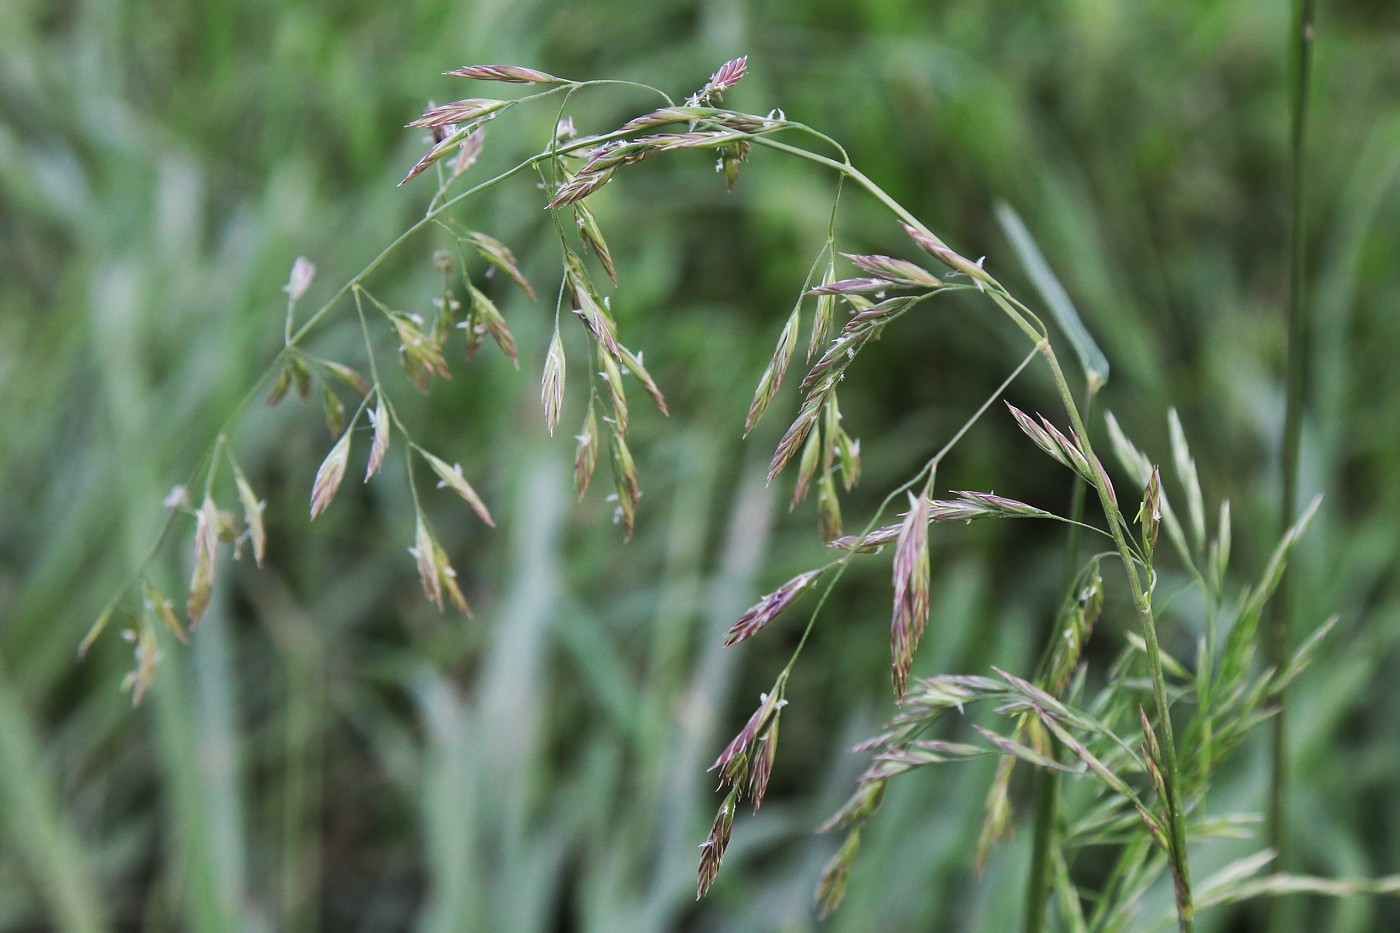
[2, 1, 1399, 931]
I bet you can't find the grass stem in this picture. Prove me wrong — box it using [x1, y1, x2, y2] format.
[1024, 385, 1098, 933]
[1269, 0, 1315, 924]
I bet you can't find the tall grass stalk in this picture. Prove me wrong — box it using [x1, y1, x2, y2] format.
[996, 204, 1107, 933]
[1272, 0, 1316, 887]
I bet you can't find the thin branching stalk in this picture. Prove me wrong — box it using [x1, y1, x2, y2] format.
[82, 87, 679, 632]
[757, 133, 1195, 928]
[92, 62, 1250, 927]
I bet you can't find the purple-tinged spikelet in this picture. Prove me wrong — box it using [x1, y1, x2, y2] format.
[443, 65, 561, 84]
[890, 492, 931, 696]
[723, 568, 825, 646]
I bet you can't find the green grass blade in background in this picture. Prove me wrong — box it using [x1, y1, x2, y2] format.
[995, 202, 1109, 390]
[0, 676, 110, 933]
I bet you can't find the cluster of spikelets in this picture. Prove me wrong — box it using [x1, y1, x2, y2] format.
[85, 55, 1358, 925]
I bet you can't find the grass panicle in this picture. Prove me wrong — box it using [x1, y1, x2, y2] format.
[61, 44, 1396, 933]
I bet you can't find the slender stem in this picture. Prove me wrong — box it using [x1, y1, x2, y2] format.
[1024, 765, 1060, 933]
[1270, 0, 1315, 922]
[1040, 345, 1194, 931]
[1023, 386, 1099, 933]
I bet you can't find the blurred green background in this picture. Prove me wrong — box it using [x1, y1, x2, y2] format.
[2, 0, 1398, 929]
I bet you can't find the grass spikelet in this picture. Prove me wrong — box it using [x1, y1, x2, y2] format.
[928, 491, 1052, 522]
[1168, 408, 1207, 552]
[1046, 569, 1104, 694]
[399, 127, 471, 186]
[747, 718, 779, 808]
[317, 358, 371, 396]
[564, 252, 621, 359]
[443, 64, 561, 84]
[808, 264, 836, 360]
[687, 55, 748, 108]
[574, 400, 598, 499]
[467, 284, 518, 366]
[230, 459, 267, 566]
[1139, 468, 1162, 562]
[419, 449, 495, 527]
[789, 426, 822, 509]
[720, 140, 749, 191]
[835, 426, 860, 490]
[745, 305, 800, 435]
[807, 277, 894, 295]
[723, 568, 826, 646]
[321, 383, 346, 437]
[1005, 403, 1102, 491]
[390, 312, 450, 391]
[120, 617, 161, 706]
[817, 473, 842, 541]
[365, 394, 390, 481]
[412, 514, 441, 609]
[899, 220, 993, 284]
[840, 252, 942, 289]
[768, 395, 822, 484]
[618, 345, 668, 416]
[283, 256, 316, 304]
[890, 490, 932, 696]
[976, 754, 1018, 871]
[598, 345, 628, 436]
[266, 353, 313, 406]
[706, 56, 748, 96]
[608, 428, 640, 539]
[573, 201, 617, 284]
[541, 327, 566, 434]
[546, 167, 615, 208]
[309, 429, 352, 521]
[406, 514, 471, 614]
[696, 790, 737, 898]
[186, 494, 222, 625]
[816, 829, 861, 918]
[407, 98, 510, 130]
[710, 681, 788, 779]
[452, 128, 485, 178]
[467, 231, 536, 300]
[828, 524, 899, 553]
[143, 578, 187, 644]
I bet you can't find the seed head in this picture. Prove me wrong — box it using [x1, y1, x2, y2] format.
[608, 428, 640, 540]
[365, 394, 390, 481]
[467, 231, 536, 300]
[723, 567, 825, 646]
[696, 790, 738, 898]
[745, 306, 800, 435]
[574, 401, 599, 499]
[890, 491, 932, 696]
[420, 449, 495, 527]
[407, 98, 511, 130]
[442, 64, 562, 84]
[840, 252, 942, 289]
[232, 466, 266, 567]
[309, 429, 352, 521]
[540, 328, 567, 435]
[187, 494, 221, 625]
[618, 345, 668, 416]
[283, 257, 316, 304]
[467, 285, 518, 367]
